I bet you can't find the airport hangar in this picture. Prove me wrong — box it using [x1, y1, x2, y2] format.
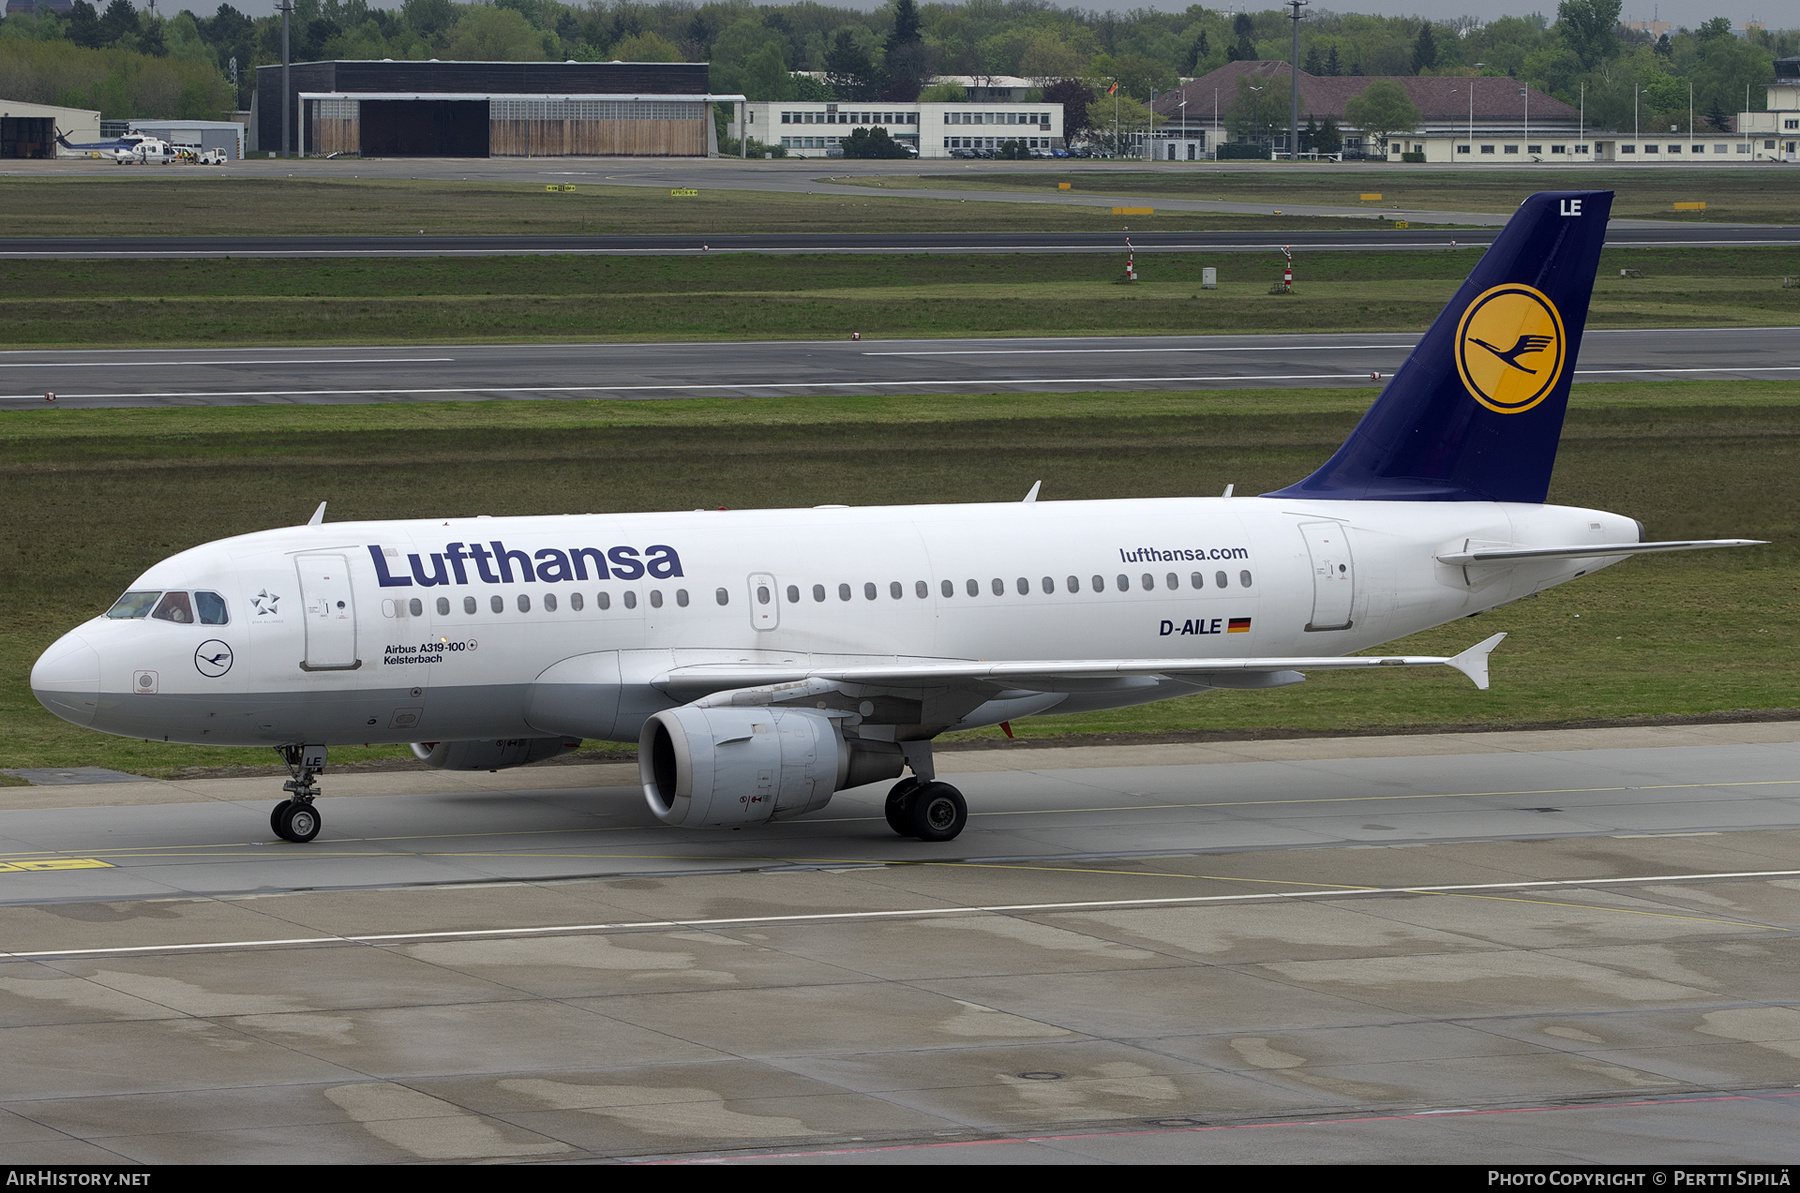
[252, 59, 743, 158]
[1, 98, 100, 159]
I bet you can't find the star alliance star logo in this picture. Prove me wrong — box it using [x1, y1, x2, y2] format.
[252, 589, 281, 615]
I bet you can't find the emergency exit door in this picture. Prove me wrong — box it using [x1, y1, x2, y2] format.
[296, 553, 360, 669]
[1299, 522, 1355, 631]
[748, 573, 780, 631]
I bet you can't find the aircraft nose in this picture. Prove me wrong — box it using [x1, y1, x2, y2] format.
[31, 631, 100, 727]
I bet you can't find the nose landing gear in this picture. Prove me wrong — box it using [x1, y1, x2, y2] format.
[272, 744, 325, 843]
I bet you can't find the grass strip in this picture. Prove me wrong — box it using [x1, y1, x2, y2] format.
[846, 167, 1800, 224]
[0, 175, 1396, 239]
[2, 247, 1794, 347]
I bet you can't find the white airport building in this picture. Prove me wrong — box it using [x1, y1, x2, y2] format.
[729, 100, 1063, 158]
[1157, 59, 1799, 164]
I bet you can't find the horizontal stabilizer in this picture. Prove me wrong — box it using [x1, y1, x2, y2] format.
[1437, 539, 1765, 566]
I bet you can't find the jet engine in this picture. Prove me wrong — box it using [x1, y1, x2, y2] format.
[410, 737, 581, 771]
[640, 706, 904, 828]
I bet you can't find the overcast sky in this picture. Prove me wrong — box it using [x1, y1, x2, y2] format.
[213, 1, 1783, 37]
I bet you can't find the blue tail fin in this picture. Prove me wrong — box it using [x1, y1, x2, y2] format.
[1267, 190, 1612, 504]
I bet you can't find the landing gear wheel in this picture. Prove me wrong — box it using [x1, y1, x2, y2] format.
[270, 799, 292, 838]
[884, 777, 924, 836]
[906, 782, 967, 843]
[276, 800, 321, 843]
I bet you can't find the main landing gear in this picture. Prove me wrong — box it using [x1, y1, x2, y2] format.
[271, 744, 324, 843]
[884, 776, 968, 842]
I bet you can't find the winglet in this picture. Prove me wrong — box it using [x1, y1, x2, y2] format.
[1023, 480, 1041, 504]
[1447, 632, 1506, 690]
[307, 501, 327, 527]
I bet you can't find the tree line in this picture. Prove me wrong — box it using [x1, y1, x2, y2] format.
[1, 0, 1792, 134]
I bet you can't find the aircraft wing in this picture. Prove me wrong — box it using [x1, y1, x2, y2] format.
[654, 632, 1507, 702]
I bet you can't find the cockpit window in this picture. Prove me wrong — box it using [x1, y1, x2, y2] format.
[151, 591, 195, 624]
[105, 591, 161, 619]
[195, 591, 229, 625]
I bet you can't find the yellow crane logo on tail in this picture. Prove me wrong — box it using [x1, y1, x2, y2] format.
[1455, 283, 1566, 414]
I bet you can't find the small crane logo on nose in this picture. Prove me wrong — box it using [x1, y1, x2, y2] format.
[195, 641, 234, 678]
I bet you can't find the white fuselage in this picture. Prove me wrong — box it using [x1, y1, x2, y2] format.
[31, 496, 1639, 749]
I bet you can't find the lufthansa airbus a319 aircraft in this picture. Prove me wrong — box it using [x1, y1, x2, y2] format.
[31, 191, 1760, 845]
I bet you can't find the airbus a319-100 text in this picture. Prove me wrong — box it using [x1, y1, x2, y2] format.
[30, 191, 1760, 844]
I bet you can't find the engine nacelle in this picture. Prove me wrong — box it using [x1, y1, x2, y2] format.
[410, 737, 581, 771]
[640, 706, 904, 828]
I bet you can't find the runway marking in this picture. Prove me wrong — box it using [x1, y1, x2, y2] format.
[0, 375, 1424, 401]
[634, 1089, 1800, 1163]
[863, 345, 1414, 356]
[0, 858, 111, 873]
[5, 867, 1796, 960]
[7, 368, 1798, 405]
[0, 358, 453, 370]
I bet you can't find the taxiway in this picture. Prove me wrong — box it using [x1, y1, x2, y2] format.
[2, 724, 1797, 1162]
[4, 327, 1796, 408]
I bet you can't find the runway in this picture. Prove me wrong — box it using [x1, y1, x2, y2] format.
[2, 724, 1798, 1162]
[4, 223, 1796, 259]
[5, 327, 1797, 408]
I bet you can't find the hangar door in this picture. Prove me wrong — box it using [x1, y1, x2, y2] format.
[360, 100, 489, 157]
[1, 116, 54, 159]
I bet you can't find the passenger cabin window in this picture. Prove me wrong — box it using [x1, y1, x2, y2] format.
[152, 591, 195, 624]
[941, 579, 954, 598]
[915, 580, 928, 598]
[195, 591, 229, 624]
[544, 593, 558, 612]
[571, 592, 585, 611]
[720, 588, 734, 606]
[649, 590, 663, 608]
[599, 592, 612, 610]
[437, 597, 451, 615]
[465, 596, 478, 614]
[491, 595, 505, 614]
[676, 589, 690, 607]
[623, 591, 638, 609]
[1241, 570, 1254, 588]
[1215, 571, 1229, 589]
[106, 591, 161, 619]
